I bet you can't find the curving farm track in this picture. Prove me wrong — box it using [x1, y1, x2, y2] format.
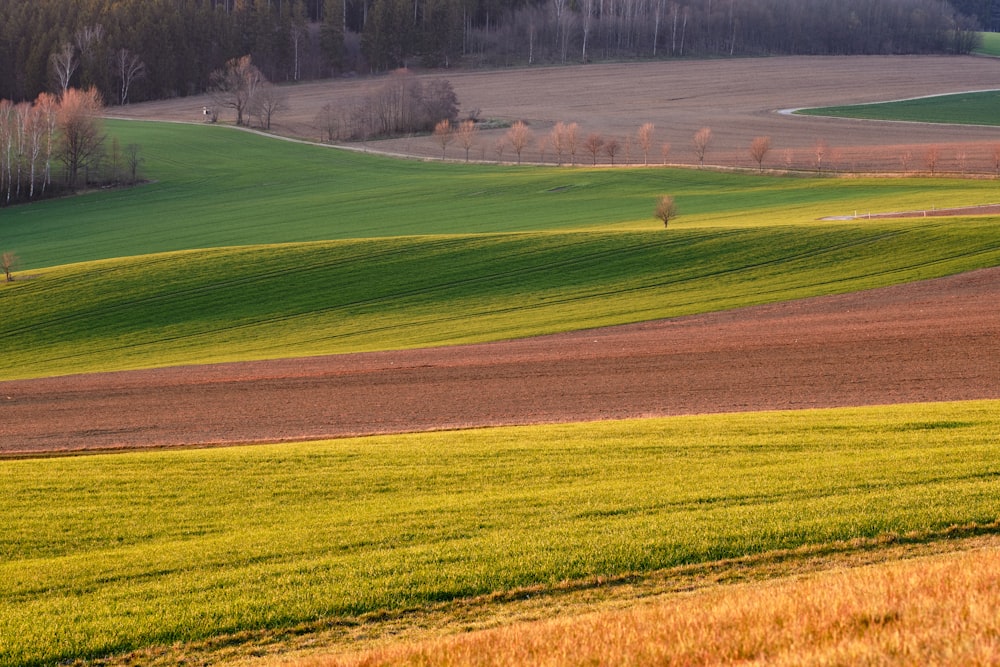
[3, 267, 998, 455]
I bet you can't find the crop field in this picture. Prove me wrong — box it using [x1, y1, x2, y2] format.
[797, 90, 1000, 126]
[1, 401, 999, 666]
[114, 55, 1000, 172]
[3, 55, 1000, 665]
[975, 31, 1000, 56]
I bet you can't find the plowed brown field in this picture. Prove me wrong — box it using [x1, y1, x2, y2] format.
[12, 57, 998, 455]
[113, 55, 1000, 171]
[3, 267, 998, 455]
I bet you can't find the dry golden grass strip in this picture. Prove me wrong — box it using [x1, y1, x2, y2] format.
[285, 536, 1000, 667]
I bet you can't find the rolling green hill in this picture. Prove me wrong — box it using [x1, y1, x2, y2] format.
[2, 121, 998, 270]
[3, 121, 1000, 379]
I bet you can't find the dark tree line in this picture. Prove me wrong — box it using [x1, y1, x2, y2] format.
[0, 0, 983, 105]
[950, 0, 1000, 30]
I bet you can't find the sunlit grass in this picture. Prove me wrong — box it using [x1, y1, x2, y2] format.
[316, 542, 1000, 666]
[1, 401, 998, 665]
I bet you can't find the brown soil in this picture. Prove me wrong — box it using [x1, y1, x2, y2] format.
[3, 267, 997, 456]
[113, 55, 1000, 171]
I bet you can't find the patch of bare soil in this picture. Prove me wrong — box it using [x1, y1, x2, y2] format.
[113, 55, 1000, 171]
[3, 268, 998, 456]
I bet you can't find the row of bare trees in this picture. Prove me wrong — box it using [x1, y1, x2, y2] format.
[424, 120, 1000, 176]
[0, 87, 140, 207]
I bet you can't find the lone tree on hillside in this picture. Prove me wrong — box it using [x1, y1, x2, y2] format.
[749, 135, 772, 172]
[2, 250, 18, 282]
[655, 195, 678, 228]
[692, 126, 712, 167]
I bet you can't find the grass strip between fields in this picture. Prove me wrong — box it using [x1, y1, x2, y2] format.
[1, 400, 998, 665]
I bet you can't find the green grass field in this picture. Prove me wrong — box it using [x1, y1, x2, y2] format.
[1, 400, 998, 666]
[3, 221, 1000, 379]
[2, 121, 999, 271]
[975, 31, 1000, 56]
[796, 90, 1000, 125]
[3, 121, 1000, 379]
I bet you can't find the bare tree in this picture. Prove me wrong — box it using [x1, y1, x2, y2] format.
[507, 120, 532, 165]
[692, 126, 712, 167]
[992, 145, 1000, 178]
[57, 87, 105, 187]
[537, 136, 549, 163]
[565, 122, 579, 165]
[210, 55, 265, 126]
[49, 43, 78, 93]
[456, 120, 478, 162]
[125, 143, 142, 184]
[433, 119, 453, 158]
[637, 123, 654, 165]
[550, 122, 568, 165]
[315, 102, 340, 142]
[924, 145, 940, 175]
[813, 139, 829, 172]
[250, 84, 289, 130]
[900, 150, 913, 174]
[493, 137, 506, 163]
[113, 48, 146, 106]
[584, 132, 604, 165]
[661, 142, 672, 165]
[655, 194, 677, 227]
[748, 135, 772, 172]
[603, 137, 621, 165]
[1, 250, 18, 282]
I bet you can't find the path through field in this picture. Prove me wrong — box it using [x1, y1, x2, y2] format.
[3, 267, 997, 455]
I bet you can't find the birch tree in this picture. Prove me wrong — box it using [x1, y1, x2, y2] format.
[113, 48, 146, 106]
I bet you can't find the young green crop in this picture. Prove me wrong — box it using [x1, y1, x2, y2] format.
[1, 400, 998, 666]
[3, 221, 999, 379]
[974, 31, 1000, 57]
[3, 121, 1000, 270]
[796, 90, 1000, 126]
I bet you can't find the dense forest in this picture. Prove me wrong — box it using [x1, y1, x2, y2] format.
[0, 0, 985, 105]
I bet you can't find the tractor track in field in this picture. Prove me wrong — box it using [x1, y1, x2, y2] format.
[2, 267, 998, 456]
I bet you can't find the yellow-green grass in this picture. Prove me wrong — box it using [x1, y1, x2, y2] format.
[3, 120, 1000, 271]
[3, 221, 1000, 379]
[1, 401, 998, 666]
[796, 89, 1000, 125]
[318, 542, 1000, 666]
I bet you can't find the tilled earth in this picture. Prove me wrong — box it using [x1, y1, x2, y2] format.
[3, 267, 998, 456]
[112, 55, 1000, 171]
